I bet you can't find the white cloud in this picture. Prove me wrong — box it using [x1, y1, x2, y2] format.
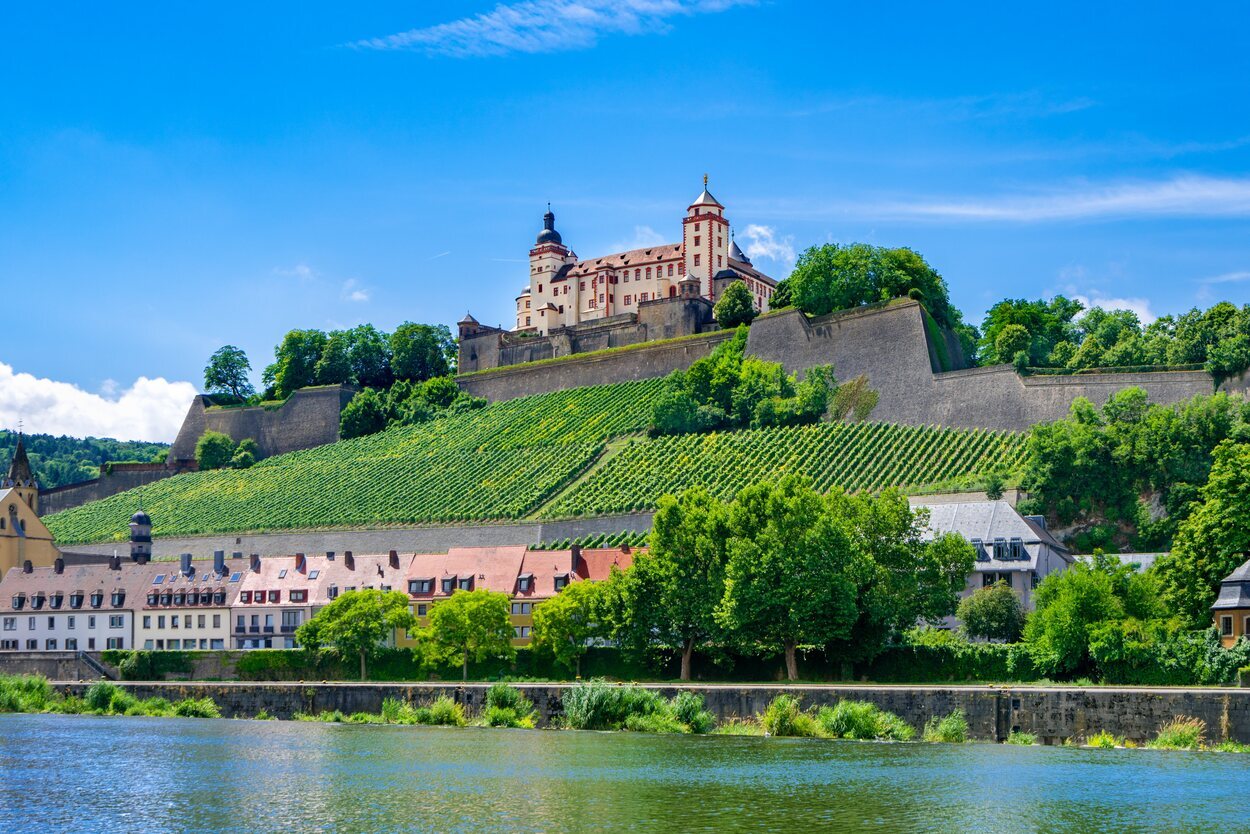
[740, 224, 795, 266]
[609, 225, 669, 252]
[1200, 270, 1250, 284]
[274, 263, 317, 280]
[1071, 294, 1158, 324]
[340, 278, 370, 303]
[352, 0, 755, 57]
[0, 362, 197, 443]
[757, 175, 1250, 223]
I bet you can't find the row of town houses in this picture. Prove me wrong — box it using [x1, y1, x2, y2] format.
[0, 543, 631, 653]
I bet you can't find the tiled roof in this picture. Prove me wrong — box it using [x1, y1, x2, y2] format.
[1213, 555, 1250, 610]
[0, 558, 236, 612]
[409, 546, 530, 597]
[911, 499, 1071, 569]
[566, 244, 682, 278]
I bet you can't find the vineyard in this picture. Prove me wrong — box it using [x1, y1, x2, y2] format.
[45, 376, 1027, 545]
[539, 422, 1028, 518]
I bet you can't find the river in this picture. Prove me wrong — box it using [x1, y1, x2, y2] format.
[1, 713, 1244, 832]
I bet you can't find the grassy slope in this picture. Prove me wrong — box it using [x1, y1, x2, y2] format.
[45, 377, 1025, 544]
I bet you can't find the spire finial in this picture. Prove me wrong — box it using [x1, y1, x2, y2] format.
[703, 173, 708, 189]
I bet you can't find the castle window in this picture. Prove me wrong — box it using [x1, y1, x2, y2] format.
[525, 316, 531, 325]
[678, 263, 685, 275]
[668, 264, 674, 276]
[624, 295, 631, 305]
[599, 294, 605, 303]
[558, 305, 564, 313]
[635, 269, 640, 279]
[694, 236, 700, 247]
[622, 273, 628, 282]
[579, 282, 585, 291]
[718, 256, 722, 267]
[538, 284, 542, 292]
[640, 292, 648, 302]
[693, 255, 701, 267]
[646, 267, 651, 278]
[695, 223, 700, 231]
[525, 300, 530, 309]
[718, 237, 722, 248]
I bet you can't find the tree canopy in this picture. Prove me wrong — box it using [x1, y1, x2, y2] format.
[713, 280, 758, 329]
[957, 581, 1025, 642]
[531, 580, 608, 677]
[0, 431, 167, 489]
[295, 589, 415, 680]
[426, 589, 516, 680]
[203, 345, 255, 401]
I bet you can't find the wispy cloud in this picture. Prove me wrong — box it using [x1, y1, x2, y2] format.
[351, 0, 755, 57]
[0, 361, 197, 443]
[1199, 270, 1250, 284]
[341, 278, 370, 303]
[751, 175, 1250, 223]
[427, 251, 452, 261]
[1071, 294, 1157, 324]
[609, 224, 669, 252]
[740, 224, 795, 266]
[274, 263, 317, 280]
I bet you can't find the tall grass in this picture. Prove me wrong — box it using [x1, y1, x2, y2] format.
[0, 675, 56, 713]
[481, 684, 536, 729]
[1147, 717, 1206, 751]
[815, 700, 915, 741]
[560, 680, 714, 733]
[922, 710, 968, 743]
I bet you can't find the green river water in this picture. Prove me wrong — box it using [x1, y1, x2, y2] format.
[0, 713, 1242, 832]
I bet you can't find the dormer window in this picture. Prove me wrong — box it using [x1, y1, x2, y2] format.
[90, 592, 103, 609]
[147, 592, 158, 606]
[327, 585, 339, 600]
[240, 591, 252, 604]
[442, 577, 455, 595]
[1009, 537, 1026, 560]
[409, 578, 433, 595]
[517, 574, 533, 593]
[173, 592, 186, 606]
[554, 574, 569, 591]
[160, 593, 172, 606]
[11, 594, 24, 611]
[30, 594, 45, 610]
[992, 537, 1008, 560]
[970, 538, 989, 561]
[69, 593, 83, 610]
[49, 593, 63, 610]
[458, 577, 473, 592]
[213, 591, 226, 605]
[111, 591, 125, 608]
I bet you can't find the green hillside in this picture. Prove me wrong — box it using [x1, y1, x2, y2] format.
[44, 377, 1025, 545]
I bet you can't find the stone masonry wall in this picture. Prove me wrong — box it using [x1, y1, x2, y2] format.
[48, 680, 1250, 744]
[62, 512, 655, 560]
[39, 464, 190, 516]
[168, 385, 356, 464]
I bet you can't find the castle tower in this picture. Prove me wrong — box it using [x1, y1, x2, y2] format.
[682, 175, 731, 301]
[129, 510, 152, 564]
[523, 206, 577, 334]
[2, 434, 38, 514]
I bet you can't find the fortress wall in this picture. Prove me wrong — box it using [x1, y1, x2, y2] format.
[39, 464, 189, 516]
[458, 332, 733, 401]
[167, 385, 356, 463]
[62, 513, 656, 560]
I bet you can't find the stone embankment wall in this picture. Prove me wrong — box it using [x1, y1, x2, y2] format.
[62, 512, 655, 560]
[0, 651, 107, 681]
[49, 680, 1250, 744]
[39, 463, 191, 516]
[167, 385, 356, 464]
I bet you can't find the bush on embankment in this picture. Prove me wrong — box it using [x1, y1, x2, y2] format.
[560, 680, 713, 733]
[759, 694, 915, 741]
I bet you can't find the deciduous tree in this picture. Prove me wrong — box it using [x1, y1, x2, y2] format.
[194, 431, 236, 470]
[203, 345, 255, 400]
[531, 580, 606, 677]
[957, 581, 1025, 642]
[427, 589, 516, 680]
[295, 589, 415, 680]
[391, 323, 456, 382]
[713, 280, 757, 328]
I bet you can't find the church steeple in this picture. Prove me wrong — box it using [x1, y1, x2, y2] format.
[4, 434, 38, 513]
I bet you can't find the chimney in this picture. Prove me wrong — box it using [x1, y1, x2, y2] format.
[54, 558, 64, 575]
[22, 560, 32, 574]
[570, 543, 582, 572]
[389, 550, 400, 570]
[213, 550, 226, 575]
[109, 555, 121, 571]
[295, 552, 307, 573]
[181, 552, 193, 576]
[250, 553, 261, 573]
[344, 551, 355, 571]
[325, 551, 335, 561]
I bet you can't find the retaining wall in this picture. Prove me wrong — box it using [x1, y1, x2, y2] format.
[62, 513, 656, 560]
[39, 464, 190, 516]
[48, 680, 1250, 744]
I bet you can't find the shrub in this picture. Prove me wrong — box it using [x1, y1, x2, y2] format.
[624, 711, 687, 734]
[173, 697, 222, 719]
[481, 684, 536, 728]
[816, 700, 914, 741]
[761, 694, 818, 738]
[0, 675, 55, 713]
[482, 705, 536, 729]
[347, 712, 383, 724]
[671, 691, 715, 734]
[381, 698, 421, 725]
[1086, 731, 1122, 749]
[84, 681, 120, 712]
[254, 709, 275, 721]
[922, 710, 968, 743]
[562, 680, 659, 731]
[1006, 730, 1036, 745]
[426, 696, 466, 727]
[1147, 716, 1206, 750]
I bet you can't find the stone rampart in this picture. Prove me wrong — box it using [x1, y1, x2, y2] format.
[60, 512, 655, 560]
[47, 680, 1250, 744]
[460, 299, 1229, 432]
[168, 385, 356, 464]
[38, 463, 192, 515]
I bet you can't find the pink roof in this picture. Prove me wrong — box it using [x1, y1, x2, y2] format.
[406, 545, 529, 598]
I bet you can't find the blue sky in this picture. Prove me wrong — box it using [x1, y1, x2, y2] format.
[2, 0, 1249, 441]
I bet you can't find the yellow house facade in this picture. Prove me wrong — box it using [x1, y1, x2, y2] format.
[1, 438, 59, 574]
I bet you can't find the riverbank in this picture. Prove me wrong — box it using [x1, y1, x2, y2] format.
[23, 678, 1250, 745]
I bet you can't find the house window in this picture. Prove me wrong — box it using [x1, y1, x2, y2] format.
[198, 615, 206, 629]
[268, 590, 280, 603]
[579, 282, 585, 291]
[1222, 616, 1234, 637]
[517, 575, 532, 593]
[634, 269, 640, 280]
[290, 590, 307, 603]
[11, 594, 24, 611]
[282, 611, 302, 628]
[694, 223, 700, 231]
[47, 616, 55, 629]
[525, 316, 531, 326]
[2, 618, 13, 631]
[668, 264, 674, 276]
[416, 604, 428, 617]
[143, 615, 152, 629]
[45, 638, 58, 650]
[241, 591, 252, 604]
[717, 236, 722, 248]
[66, 638, 77, 651]
[213, 614, 221, 628]
[27, 616, 34, 630]
[109, 616, 124, 629]
[111, 592, 125, 608]
[88, 616, 95, 629]
[519, 626, 531, 638]
[1031, 573, 1040, 590]
[106, 638, 122, 649]
[69, 593, 83, 609]
[26, 639, 36, 650]
[678, 263, 685, 275]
